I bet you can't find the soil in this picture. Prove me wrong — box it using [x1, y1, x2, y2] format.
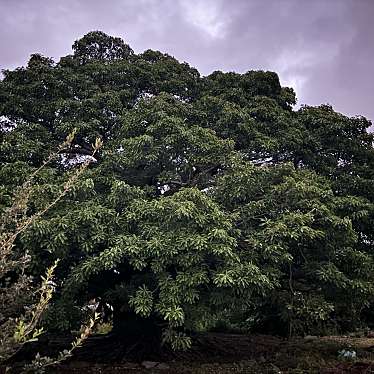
[5, 333, 374, 373]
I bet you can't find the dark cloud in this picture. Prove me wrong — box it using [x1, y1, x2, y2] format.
[0, 0, 373, 120]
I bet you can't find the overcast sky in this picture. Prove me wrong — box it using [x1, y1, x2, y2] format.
[1, 0, 373, 121]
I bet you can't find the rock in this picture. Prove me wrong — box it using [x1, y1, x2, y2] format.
[156, 363, 170, 370]
[304, 335, 318, 341]
[142, 361, 159, 369]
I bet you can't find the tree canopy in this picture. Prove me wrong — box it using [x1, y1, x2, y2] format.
[1, 31, 374, 348]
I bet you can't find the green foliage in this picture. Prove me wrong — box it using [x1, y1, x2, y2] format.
[1, 30, 374, 348]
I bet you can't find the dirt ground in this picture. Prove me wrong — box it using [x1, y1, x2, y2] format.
[6, 333, 374, 373]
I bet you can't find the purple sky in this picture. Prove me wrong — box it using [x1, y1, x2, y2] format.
[1, 0, 373, 121]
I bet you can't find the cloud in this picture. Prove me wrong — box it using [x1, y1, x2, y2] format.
[0, 0, 373, 120]
[180, 0, 227, 39]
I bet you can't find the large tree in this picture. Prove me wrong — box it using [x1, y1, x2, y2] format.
[1, 31, 374, 347]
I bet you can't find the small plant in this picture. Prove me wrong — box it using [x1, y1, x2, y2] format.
[94, 321, 113, 335]
[24, 311, 100, 373]
[338, 348, 357, 360]
[0, 132, 102, 371]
